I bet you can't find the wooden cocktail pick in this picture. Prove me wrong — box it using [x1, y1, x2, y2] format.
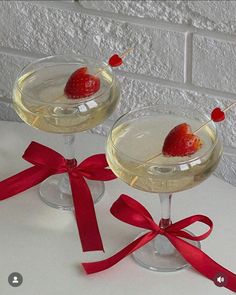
[130, 101, 236, 186]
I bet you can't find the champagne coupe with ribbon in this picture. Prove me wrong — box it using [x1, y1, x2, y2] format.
[13, 54, 120, 210]
[106, 104, 223, 271]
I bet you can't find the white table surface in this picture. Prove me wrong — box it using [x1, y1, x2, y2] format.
[0, 121, 235, 295]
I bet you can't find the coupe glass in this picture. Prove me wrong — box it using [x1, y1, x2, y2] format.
[13, 54, 120, 210]
[106, 104, 223, 272]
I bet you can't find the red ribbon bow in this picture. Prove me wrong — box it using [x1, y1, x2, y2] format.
[83, 194, 236, 292]
[0, 141, 116, 252]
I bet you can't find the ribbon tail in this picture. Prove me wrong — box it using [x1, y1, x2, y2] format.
[167, 234, 236, 292]
[69, 174, 104, 252]
[82, 232, 157, 274]
[0, 166, 52, 201]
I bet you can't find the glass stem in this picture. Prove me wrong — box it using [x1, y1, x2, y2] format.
[63, 134, 76, 165]
[58, 134, 76, 196]
[152, 193, 174, 255]
[159, 193, 172, 228]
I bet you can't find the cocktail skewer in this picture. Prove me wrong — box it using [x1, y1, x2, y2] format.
[32, 49, 134, 126]
[130, 101, 236, 186]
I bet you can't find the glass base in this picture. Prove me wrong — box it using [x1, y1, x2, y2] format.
[132, 230, 200, 272]
[39, 174, 105, 211]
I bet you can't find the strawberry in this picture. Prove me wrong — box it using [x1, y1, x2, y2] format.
[64, 67, 100, 99]
[162, 123, 203, 157]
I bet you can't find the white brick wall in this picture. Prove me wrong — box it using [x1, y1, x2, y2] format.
[0, 0, 236, 186]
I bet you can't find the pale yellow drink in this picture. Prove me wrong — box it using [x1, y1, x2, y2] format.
[107, 115, 222, 193]
[13, 64, 119, 133]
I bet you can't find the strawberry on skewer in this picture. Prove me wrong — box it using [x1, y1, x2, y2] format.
[130, 102, 236, 186]
[162, 123, 202, 157]
[64, 67, 100, 99]
[64, 48, 133, 100]
[158, 103, 236, 158]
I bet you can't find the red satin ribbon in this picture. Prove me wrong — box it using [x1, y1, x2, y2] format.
[0, 141, 116, 252]
[83, 194, 236, 292]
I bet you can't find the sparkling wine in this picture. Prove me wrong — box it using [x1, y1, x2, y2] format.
[13, 64, 119, 133]
[107, 115, 222, 193]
